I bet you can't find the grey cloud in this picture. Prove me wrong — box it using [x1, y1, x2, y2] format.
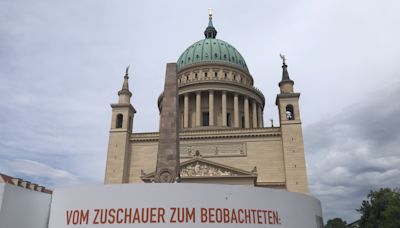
[305, 82, 400, 221]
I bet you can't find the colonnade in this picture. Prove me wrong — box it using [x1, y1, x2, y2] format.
[181, 90, 264, 129]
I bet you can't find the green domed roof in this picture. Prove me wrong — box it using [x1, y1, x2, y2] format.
[177, 15, 249, 73]
[177, 38, 249, 72]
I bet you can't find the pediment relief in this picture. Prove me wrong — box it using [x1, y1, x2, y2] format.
[180, 159, 256, 178]
[141, 158, 257, 182]
[181, 161, 236, 177]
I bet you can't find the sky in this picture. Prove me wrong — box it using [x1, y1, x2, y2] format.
[1, 0, 400, 223]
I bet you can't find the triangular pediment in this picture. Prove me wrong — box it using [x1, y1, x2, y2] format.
[140, 158, 257, 182]
[180, 158, 256, 178]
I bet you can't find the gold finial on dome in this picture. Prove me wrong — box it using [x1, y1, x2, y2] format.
[208, 8, 213, 19]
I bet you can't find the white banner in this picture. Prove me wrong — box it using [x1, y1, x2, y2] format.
[48, 184, 323, 228]
[0, 183, 51, 228]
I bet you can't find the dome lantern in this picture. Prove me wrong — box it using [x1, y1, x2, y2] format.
[204, 8, 217, 39]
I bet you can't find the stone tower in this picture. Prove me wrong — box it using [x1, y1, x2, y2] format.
[104, 67, 136, 184]
[276, 57, 309, 193]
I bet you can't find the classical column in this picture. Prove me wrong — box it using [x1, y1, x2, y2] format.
[196, 91, 201, 127]
[257, 104, 263, 128]
[252, 100, 257, 128]
[184, 93, 189, 128]
[234, 93, 239, 128]
[209, 90, 214, 126]
[244, 96, 249, 128]
[222, 91, 227, 127]
[261, 110, 264, 127]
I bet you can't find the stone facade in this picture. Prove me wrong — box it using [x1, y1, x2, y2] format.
[104, 15, 309, 194]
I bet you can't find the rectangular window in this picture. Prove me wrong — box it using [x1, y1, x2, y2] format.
[227, 113, 231, 127]
[202, 112, 209, 126]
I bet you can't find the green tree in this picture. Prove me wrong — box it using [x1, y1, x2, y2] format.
[358, 188, 400, 228]
[325, 217, 347, 228]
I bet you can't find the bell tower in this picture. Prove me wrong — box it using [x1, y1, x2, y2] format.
[104, 66, 136, 184]
[276, 55, 309, 193]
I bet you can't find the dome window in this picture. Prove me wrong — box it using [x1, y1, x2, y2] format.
[188, 57, 191, 62]
[196, 55, 199, 59]
[213, 42, 216, 44]
[206, 42, 208, 44]
[232, 57, 235, 61]
[205, 53, 208, 58]
[224, 54, 227, 59]
[214, 53, 218, 58]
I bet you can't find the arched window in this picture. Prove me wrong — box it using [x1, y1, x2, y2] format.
[285, 105, 294, 120]
[116, 114, 123, 128]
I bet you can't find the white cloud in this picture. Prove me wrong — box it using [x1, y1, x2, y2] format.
[0, 159, 82, 187]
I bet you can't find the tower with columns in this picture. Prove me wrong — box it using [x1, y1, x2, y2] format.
[104, 13, 309, 194]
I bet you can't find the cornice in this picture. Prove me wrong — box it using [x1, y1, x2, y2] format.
[255, 182, 286, 187]
[275, 93, 301, 106]
[276, 93, 300, 99]
[130, 127, 281, 142]
[110, 103, 136, 113]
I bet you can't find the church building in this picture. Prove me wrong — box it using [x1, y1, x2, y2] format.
[104, 12, 309, 194]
